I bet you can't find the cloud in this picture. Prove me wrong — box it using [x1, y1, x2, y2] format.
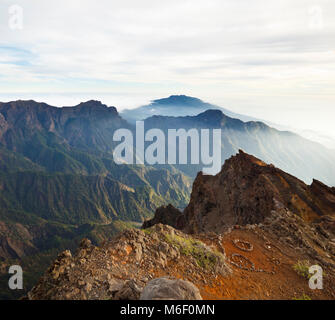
[0, 0, 334, 135]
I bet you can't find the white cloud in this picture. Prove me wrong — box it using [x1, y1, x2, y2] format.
[0, 0, 334, 135]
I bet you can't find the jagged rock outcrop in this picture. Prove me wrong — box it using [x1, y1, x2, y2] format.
[144, 150, 335, 234]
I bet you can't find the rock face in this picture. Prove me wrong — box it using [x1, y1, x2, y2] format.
[0, 222, 37, 260]
[144, 150, 335, 234]
[140, 277, 202, 300]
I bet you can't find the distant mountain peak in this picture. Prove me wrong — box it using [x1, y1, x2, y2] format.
[151, 95, 209, 107]
[67, 100, 110, 110]
[121, 95, 262, 125]
[76, 100, 106, 108]
[62, 100, 118, 116]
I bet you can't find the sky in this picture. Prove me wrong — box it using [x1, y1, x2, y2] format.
[0, 0, 334, 138]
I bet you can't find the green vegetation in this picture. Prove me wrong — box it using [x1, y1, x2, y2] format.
[292, 294, 312, 300]
[143, 228, 155, 236]
[0, 170, 189, 225]
[293, 260, 312, 279]
[164, 233, 223, 271]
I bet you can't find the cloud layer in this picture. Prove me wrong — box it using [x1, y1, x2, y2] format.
[0, 0, 334, 135]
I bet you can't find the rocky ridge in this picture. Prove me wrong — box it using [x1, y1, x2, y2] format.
[27, 224, 230, 300]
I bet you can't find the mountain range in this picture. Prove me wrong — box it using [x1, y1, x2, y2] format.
[144, 108, 335, 185]
[121, 95, 335, 149]
[0, 95, 335, 299]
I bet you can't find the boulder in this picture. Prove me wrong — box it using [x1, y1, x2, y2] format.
[140, 277, 202, 300]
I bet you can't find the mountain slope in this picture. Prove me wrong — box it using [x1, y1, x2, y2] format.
[144, 109, 335, 186]
[0, 100, 191, 220]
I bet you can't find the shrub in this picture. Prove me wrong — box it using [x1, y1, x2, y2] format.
[164, 233, 224, 271]
[293, 260, 311, 279]
[292, 294, 312, 300]
[143, 228, 154, 236]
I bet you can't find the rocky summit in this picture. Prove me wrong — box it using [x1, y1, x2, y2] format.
[145, 150, 335, 234]
[26, 150, 335, 300]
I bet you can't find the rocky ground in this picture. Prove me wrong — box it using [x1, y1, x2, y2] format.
[26, 151, 335, 300]
[26, 214, 335, 300]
